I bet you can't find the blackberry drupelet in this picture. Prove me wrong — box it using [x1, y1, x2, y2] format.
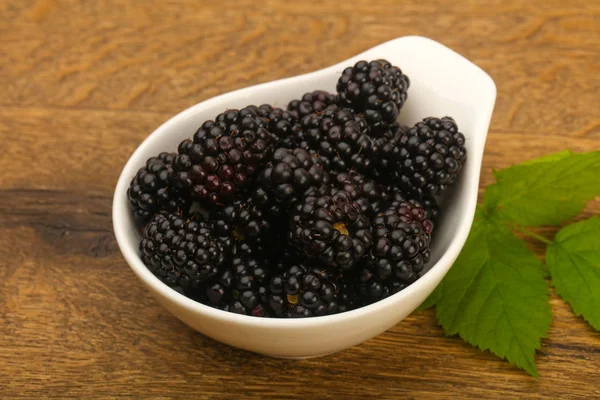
[389, 116, 467, 198]
[300, 106, 376, 174]
[139, 212, 225, 293]
[357, 201, 433, 305]
[337, 59, 409, 133]
[287, 90, 338, 120]
[127, 152, 190, 222]
[171, 107, 278, 207]
[254, 148, 330, 209]
[289, 191, 373, 270]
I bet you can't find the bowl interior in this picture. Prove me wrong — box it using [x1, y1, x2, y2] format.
[113, 36, 496, 324]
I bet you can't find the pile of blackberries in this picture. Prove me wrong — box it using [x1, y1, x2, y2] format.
[128, 59, 466, 318]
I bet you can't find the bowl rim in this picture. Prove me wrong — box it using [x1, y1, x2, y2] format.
[112, 35, 496, 328]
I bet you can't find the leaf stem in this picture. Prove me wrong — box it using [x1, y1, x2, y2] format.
[513, 225, 553, 245]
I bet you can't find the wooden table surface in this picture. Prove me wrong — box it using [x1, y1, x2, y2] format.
[2, 0, 599, 398]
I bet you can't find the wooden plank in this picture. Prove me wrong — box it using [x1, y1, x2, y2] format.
[1, 0, 599, 398]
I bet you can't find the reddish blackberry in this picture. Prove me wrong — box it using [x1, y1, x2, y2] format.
[388, 116, 467, 197]
[171, 107, 278, 206]
[127, 152, 190, 222]
[289, 191, 372, 270]
[357, 201, 433, 305]
[139, 212, 225, 294]
[337, 59, 410, 133]
[287, 90, 338, 120]
[267, 257, 357, 318]
[300, 106, 376, 173]
[254, 148, 330, 208]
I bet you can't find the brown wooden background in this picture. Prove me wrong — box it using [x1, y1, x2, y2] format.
[1, 0, 599, 398]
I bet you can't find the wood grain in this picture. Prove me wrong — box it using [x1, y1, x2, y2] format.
[1, 0, 600, 398]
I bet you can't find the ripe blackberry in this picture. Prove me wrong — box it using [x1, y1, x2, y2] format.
[357, 201, 433, 305]
[337, 59, 410, 133]
[127, 152, 190, 222]
[171, 107, 278, 206]
[254, 148, 330, 209]
[387, 187, 441, 226]
[211, 196, 284, 253]
[191, 240, 271, 317]
[300, 106, 376, 174]
[330, 171, 392, 217]
[388, 116, 467, 197]
[139, 212, 225, 294]
[287, 90, 338, 120]
[371, 123, 408, 174]
[268, 258, 357, 318]
[289, 191, 372, 270]
[255, 105, 305, 149]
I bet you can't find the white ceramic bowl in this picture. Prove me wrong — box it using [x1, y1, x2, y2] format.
[113, 36, 496, 358]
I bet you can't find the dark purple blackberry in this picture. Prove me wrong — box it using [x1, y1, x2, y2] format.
[127, 152, 190, 222]
[255, 105, 305, 149]
[371, 123, 408, 175]
[254, 148, 330, 209]
[171, 107, 278, 206]
[336, 59, 410, 133]
[300, 106, 376, 174]
[289, 191, 372, 270]
[387, 116, 467, 197]
[211, 196, 284, 253]
[287, 90, 338, 120]
[205, 241, 271, 317]
[330, 171, 392, 217]
[387, 186, 441, 226]
[139, 212, 225, 293]
[268, 257, 357, 318]
[357, 201, 433, 305]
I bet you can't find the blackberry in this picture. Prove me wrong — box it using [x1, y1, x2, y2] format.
[206, 241, 271, 317]
[388, 116, 467, 197]
[211, 196, 284, 253]
[127, 152, 190, 222]
[289, 191, 372, 270]
[254, 148, 330, 209]
[255, 105, 305, 149]
[337, 59, 410, 133]
[330, 171, 392, 217]
[268, 258, 356, 318]
[139, 212, 225, 293]
[387, 187, 441, 226]
[287, 90, 338, 120]
[300, 106, 376, 174]
[357, 201, 433, 305]
[371, 123, 408, 175]
[171, 107, 278, 206]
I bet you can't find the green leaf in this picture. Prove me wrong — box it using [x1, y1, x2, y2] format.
[484, 151, 600, 227]
[547, 217, 600, 331]
[434, 207, 551, 377]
